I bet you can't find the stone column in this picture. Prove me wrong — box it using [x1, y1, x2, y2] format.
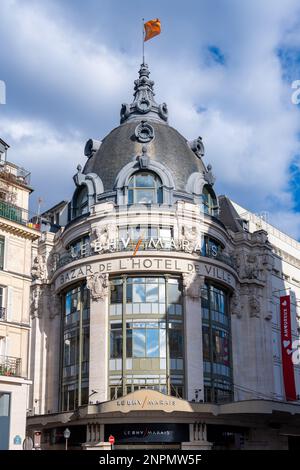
[183, 273, 205, 402]
[181, 422, 212, 450]
[87, 273, 109, 403]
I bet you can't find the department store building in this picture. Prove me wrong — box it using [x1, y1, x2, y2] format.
[27, 63, 300, 450]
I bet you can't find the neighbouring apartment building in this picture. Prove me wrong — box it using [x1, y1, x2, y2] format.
[0, 138, 40, 449]
[26, 64, 300, 450]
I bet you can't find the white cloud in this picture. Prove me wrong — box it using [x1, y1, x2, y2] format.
[0, 0, 300, 237]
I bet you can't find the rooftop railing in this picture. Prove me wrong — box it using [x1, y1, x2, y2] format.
[0, 160, 31, 187]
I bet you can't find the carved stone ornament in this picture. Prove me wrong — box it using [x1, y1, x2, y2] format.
[31, 255, 47, 281]
[47, 285, 61, 319]
[183, 273, 204, 300]
[87, 273, 109, 301]
[189, 136, 205, 158]
[30, 285, 41, 318]
[204, 164, 216, 186]
[90, 223, 118, 253]
[248, 287, 261, 318]
[137, 145, 150, 169]
[180, 226, 201, 253]
[135, 120, 154, 143]
[231, 291, 242, 318]
[158, 102, 168, 121]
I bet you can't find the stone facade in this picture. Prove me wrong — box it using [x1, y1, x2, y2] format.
[27, 65, 300, 450]
[0, 142, 40, 449]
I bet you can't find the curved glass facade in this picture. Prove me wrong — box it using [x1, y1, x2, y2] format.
[201, 283, 233, 403]
[61, 284, 90, 411]
[108, 276, 184, 400]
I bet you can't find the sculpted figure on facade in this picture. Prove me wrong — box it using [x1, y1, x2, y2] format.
[248, 287, 261, 318]
[91, 223, 117, 252]
[180, 225, 201, 253]
[231, 290, 242, 318]
[30, 285, 41, 318]
[182, 273, 204, 299]
[87, 273, 109, 301]
[31, 255, 47, 281]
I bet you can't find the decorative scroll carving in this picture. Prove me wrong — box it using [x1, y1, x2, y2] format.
[31, 255, 47, 281]
[248, 286, 261, 318]
[231, 290, 242, 318]
[189, 136, 205, 158]
[180, 226, 201, 253]
[87, 273, 109, 301]
[30, 285, 41, 318]
[183, 273, 204, 300]
[90, 223, 117, 252]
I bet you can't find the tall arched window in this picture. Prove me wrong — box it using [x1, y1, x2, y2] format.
[202, 185, 218, 216]
[74, 185, 88, 217]
[128, 172, 163, 204]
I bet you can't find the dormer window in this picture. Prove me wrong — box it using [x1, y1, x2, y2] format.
[128, 172, 162, 205]
[74, 185, 88, 217]
[202, 184, 218, 217]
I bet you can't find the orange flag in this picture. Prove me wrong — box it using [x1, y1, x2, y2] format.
[144, 19, 161, 42]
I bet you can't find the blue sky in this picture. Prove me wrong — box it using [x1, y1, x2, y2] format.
[0, 0, 300, 238]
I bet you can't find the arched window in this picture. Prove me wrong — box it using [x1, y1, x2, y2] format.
[202, 185, 218, 216]
[74, 185, 89, 217]
[128, 172, 163, 204]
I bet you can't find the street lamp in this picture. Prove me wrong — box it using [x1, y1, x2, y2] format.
[63, 428, 71, 450]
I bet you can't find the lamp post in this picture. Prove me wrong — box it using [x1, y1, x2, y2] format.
[63, 428, 71, 450]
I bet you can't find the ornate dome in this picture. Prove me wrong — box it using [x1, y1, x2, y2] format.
[83, 63, 207, 193]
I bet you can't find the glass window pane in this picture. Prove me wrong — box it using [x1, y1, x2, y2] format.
[168, 280, 181, 304]
[132, 283, 146, 302]
[135, 189, 154, 204]
[133, 329, 146, 357]
[146, 329, 159, 357]
[135, 173, 155, 187]
[146, 284, 158, 302]
[160, 328, 166, 358]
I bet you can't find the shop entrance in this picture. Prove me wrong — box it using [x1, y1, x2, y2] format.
[105, 423, 189, 448]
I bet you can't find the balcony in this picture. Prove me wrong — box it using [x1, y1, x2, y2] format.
[0, 200, 40, 230]
[0, 160, 31, 187]
[0, 306, 6, 320]
[0, 355, 22, 377]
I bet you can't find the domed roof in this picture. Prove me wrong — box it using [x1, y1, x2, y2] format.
[83, 63, 206, 192]
[83, 120, 206, 192]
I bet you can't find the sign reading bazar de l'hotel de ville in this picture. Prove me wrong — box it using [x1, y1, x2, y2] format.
[55, 254, 236, 290]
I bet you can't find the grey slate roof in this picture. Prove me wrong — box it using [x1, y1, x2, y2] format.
[83, 119, 206, 192]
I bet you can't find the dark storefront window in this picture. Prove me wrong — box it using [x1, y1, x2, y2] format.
[201, 283, 233, 403]
[61, 284, 90, 411]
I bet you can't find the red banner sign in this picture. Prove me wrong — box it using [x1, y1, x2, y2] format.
[280, 295, 296, 401]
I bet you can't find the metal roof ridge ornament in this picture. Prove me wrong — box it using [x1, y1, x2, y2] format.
[120, 63, 168, 124]
[137, 145, 150, 169]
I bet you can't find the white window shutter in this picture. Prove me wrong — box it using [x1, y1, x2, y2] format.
[6, 287, 13, 322]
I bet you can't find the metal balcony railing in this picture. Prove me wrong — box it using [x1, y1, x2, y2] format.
[0, 306, 6, 320]
[0, 200, 40, 230]
[0, 355, 22, 377]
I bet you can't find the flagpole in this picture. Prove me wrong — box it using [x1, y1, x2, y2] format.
[142, 18, 145, 64]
